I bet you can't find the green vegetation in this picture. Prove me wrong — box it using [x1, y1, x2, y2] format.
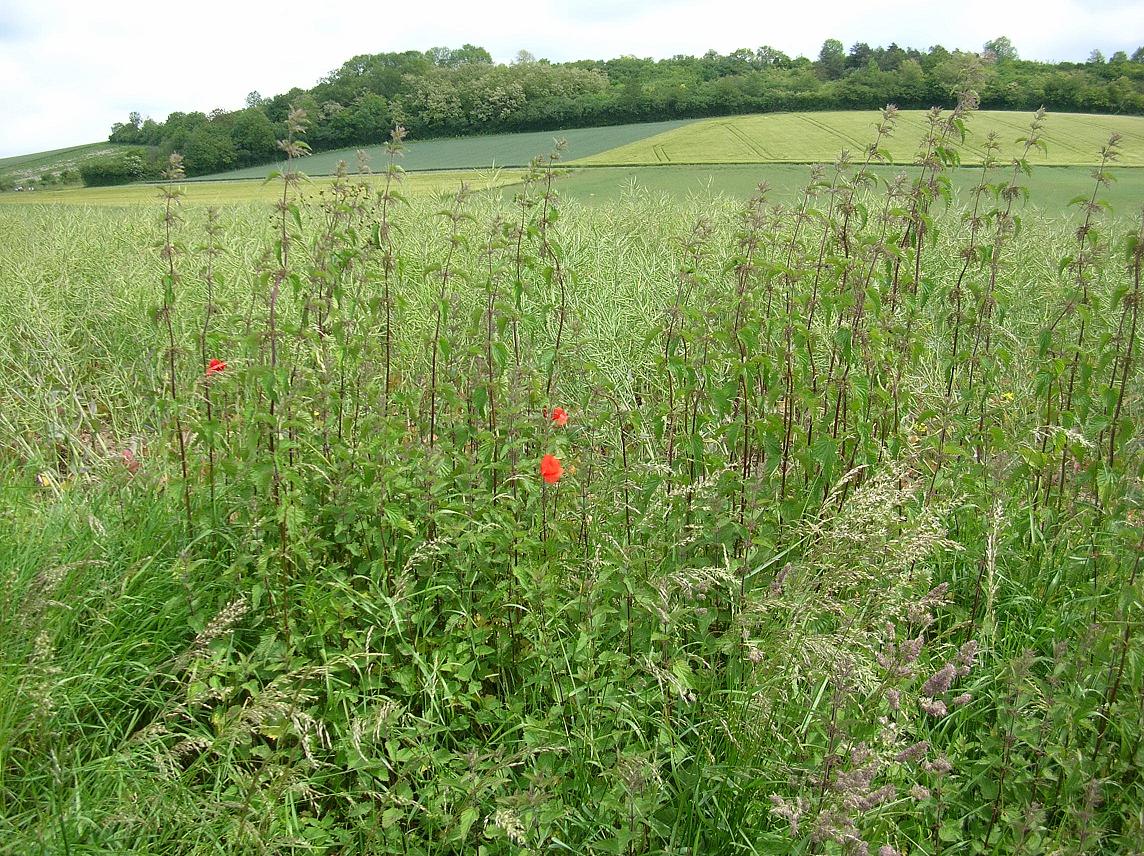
[555, 163, 1144, 211]
[5, 160, 1140, 219]
[576, 110, 1144, 166]
[1, 104, 1143, 854]
[78, 147, 152, 187]
[0, 142, 121, 191]
[104, 39, 1144, 176]
[0, 169, 521, 207]
[192, 119, 689, 181]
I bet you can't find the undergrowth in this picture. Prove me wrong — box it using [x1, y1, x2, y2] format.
[0, 102, 1141, 855]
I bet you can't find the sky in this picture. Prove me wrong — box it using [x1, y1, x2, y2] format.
[1, 0, 1142, 158]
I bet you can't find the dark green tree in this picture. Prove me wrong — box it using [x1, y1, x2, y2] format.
[817, 39, 845, 79]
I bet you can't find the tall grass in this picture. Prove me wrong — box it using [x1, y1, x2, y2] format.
[0, 105, 1141, 854]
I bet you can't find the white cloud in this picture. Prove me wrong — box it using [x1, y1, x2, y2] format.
[2, 0, 1141, 157]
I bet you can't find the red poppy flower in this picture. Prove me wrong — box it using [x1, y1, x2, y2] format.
[550, 407, 569, 427]
[206, 358, 227, 377]
[540, 454, 563, 484]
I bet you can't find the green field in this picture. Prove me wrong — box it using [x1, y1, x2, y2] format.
[5, 109, 1142, 215]
[553, 163, 1144, 212]
[2, 95, 1144, 853]
[0, 142, 125, 185]
[8, 162, 1141, 218]
[574, 110, 1144, 167]
[192, 119, 691, 181]
[0, 168, 521, 207]
[2, 141, 1142, 852]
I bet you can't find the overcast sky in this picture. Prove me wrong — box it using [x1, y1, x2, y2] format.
[2, 0, 1141, 158]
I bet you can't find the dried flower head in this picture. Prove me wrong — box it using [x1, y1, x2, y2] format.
[919, 697, 948, 717]
[770, 561, 793, 595]
[162, 152, 185, 182]
[922, 663, 956, 696]
[955, 640, 978, 677]
[489, 809, 527, 846]
[769, 794, 806, 836]
[924, 755, 953, 776]
[895, 740, 929, 763]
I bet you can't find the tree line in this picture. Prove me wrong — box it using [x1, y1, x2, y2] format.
[96, 39, 1144, 180]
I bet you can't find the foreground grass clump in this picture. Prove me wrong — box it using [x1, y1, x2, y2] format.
[0, 106, 1142, 854]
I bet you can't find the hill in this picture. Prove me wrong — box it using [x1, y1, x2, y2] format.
[0, 142, 124, 189]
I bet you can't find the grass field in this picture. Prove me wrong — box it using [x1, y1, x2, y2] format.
[192, 119, 691, 181]
[574, 110, 1144, 167]
[0, 168, 522, 207]
[0, 99, 1142, 851]
[0, 141, 124, 185]
[6, 162, 1141, 217]
[6, 109, 1141, 211]
[553, 162, 1144, 211]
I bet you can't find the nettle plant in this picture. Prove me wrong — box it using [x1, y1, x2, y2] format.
[25, 100, 1138, 853]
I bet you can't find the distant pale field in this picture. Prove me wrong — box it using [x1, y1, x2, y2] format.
[190, 119, 691, 181]
[552, 163, 1144, 213]
[0, 169, 522, 206]
[573, 110, 1144, 167]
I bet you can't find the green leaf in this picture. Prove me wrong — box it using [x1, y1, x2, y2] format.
[939, 820, 963, 843]
[457, 806, 480, 840]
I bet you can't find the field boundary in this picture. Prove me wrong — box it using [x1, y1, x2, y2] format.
[110, 158, 1138, 187]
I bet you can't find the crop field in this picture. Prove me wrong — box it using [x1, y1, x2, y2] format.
[193, 119, 691, 181]
[0, 169, 521, 207]
[6, 161, 1141, 216]
[574, 110, 1144, 167]
[554, 162, 1144, 210]
[1, 106, 1143, 854]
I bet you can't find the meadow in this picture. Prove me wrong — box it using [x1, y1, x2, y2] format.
[554, 163, 1144, 210]
[5, 109, 1141, 212]
[5, 163, 1142, 214]
[576, 110, 1144, 167]
[0, 169, 520, 208]
[0, 105, 1142, 854]
[192, 120, 691, 181]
